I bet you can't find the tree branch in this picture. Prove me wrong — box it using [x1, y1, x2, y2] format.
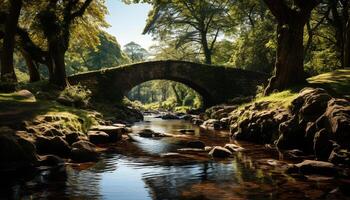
[70, 0, 93, 20]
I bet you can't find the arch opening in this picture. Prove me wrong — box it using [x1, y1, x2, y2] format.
[126, 80, 205, 112]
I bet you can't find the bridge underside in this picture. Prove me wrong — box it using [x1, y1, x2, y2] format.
[68, 60, 268, 107]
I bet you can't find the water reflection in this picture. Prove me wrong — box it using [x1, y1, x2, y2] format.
[1, 116, 348, 200]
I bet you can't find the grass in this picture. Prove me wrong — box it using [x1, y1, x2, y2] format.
[308, 69, 350, 98]
[0, 92, 36, 103]
[237, 69, 350, 110]
[0, 91, 98, 133]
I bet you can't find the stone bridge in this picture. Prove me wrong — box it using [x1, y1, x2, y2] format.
[68, 60, 268, 107]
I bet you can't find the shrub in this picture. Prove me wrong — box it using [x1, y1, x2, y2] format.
[58, 84, 92, 107]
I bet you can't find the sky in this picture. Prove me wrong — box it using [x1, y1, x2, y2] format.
[105, 0, 155, 50]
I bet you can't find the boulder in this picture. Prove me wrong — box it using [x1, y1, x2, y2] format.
[208, 146, 232, 158]
[90, 125, 125, 135]
[42, 128, 65, 137]
[328, 148, 350, 165]
[204, 146, 213, 152]
[65, 132, 81, 145]
[161, 113, 180, 120]
[35, 136, 71, 157]
[71, 141, 99, 162]
[186, 140, 205, 149]
[298, 88, 332, 122]
[224, 144, 244, 152]
[87, 131, 110, 145]
[90, 125, 124, 142]
[220, 117, 230, 129]
[201, 119, 222, 130]
[138, 129, 156, 138]
[286, 160, 338, 176]
[191, 118, 204, 126]
[179, 115, 192, 121]
[313, 129, 334, 161]
[16, 90, 36, 101]
[0, 127, 38, 171]
[322, 98, 350, 147]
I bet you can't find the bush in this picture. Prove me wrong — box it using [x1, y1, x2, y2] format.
[58, 84, 92, 107]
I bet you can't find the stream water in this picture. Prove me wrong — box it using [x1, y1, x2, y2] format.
[1, 116, 349, 200]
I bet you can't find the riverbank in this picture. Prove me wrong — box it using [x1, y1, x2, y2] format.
[0, 70, 349, 199]
[0, 85, 143, 182]
[189, 70, 350, 175]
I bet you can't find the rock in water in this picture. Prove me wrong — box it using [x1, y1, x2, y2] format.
[161, 113, 179, 120]
[209, 146, 232, 158]
[201, 119, 222, 130]
[88, 131, 110, 145]
[286, 160, 338, 176]
[90, 125, 125, 142]
[224, 143, 244, 152]
[0, 127, 38, 171]
[71, 141, 99, 162]
[137, 129, 156, 138]
[35, 136, 71, 157]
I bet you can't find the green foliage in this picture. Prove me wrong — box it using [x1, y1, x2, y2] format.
[136, 0, 235, 64]
[230, 18, 276, 73]
[127, 80, 202, 111]
[123, 42, 149, 62]
[66, 31, 130, 74]
[149, 40, 202, 62]
[59, 84, 92, 107]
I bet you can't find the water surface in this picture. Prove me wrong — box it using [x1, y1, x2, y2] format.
[1, 116, 348, 200]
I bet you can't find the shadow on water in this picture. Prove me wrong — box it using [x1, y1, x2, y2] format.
[1, 116, 349, 200]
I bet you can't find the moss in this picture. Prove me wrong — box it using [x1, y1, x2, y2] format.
[254, 90, 298, 109]
[308, 69, 350, 97]
[0, 91, 98, 133]
[236, 70, 350, 110]
[0, 92, 36, 103]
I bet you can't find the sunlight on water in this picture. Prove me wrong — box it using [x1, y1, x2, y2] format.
[1, 116, 347, 200]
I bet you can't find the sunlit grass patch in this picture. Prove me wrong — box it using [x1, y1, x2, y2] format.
[0, 91, 36, 103]
[308, 69, 350, 97]
[254, 90, 298, 108]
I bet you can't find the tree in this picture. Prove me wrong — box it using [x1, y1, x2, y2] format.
[263, 0, 320, 95]
[149, 40, 201, 62]
[123, 42, 148, 62]
[324, 0, 350, 68]
[128, 0, 234, 64]
[66, 31, 130, 74]
[35, 0, 95, 87]
[0, 0, 23, 82]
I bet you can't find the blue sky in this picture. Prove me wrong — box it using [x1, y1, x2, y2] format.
[105, 0, 155, 50]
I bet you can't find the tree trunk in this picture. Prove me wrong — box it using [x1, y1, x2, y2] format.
[0, 0, 22, 82]
[344, 15, 350, 68]
[49, 41, 67, 87]
[264, 20, 307, 95]
[21, 51, 40, 82]
[201, 33, 212, 65]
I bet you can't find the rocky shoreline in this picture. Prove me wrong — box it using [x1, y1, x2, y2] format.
[1, 87, 349, 185]
[187, 87, 350, 176]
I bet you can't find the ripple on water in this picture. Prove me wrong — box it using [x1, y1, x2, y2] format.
[4, 116, 349, 200]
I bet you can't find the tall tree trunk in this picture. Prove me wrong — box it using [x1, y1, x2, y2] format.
[265, 20, 307, 94]
[0, 0, 22, 82]
[344, 18, 350, 68]
[49, 40, 67, 87]
[21, 51, 40, 82]
[201, 33, 212, 65]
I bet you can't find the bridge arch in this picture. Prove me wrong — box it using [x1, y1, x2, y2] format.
[69, 60, 268, 107]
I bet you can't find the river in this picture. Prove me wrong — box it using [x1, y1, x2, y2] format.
[1, 115, 347, 200]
